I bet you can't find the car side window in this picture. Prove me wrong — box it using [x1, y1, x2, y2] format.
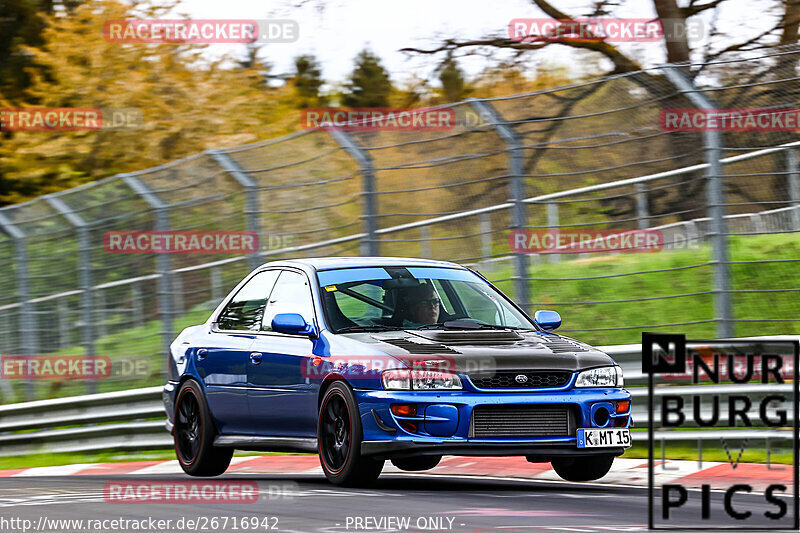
[217, 270, 280, 331]
[262, 270, 315, 331]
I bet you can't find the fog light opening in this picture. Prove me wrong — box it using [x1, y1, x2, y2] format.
[593, 407, 610, 427]
[399, 421, 418, 433]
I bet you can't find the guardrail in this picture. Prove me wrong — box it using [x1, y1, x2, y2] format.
[0, 386, 169, 456]
[0, 336, 795, 456]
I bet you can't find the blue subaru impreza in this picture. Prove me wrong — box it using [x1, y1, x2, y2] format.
[163, 257, 631, 485]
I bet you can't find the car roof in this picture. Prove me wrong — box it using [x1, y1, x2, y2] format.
[258, 256, 468, 271]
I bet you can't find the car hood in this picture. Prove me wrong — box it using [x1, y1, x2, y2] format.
[344, 328, 615, 373]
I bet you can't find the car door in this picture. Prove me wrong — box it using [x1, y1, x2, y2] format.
[196, 269, 280, 435]
[248, 269, 318, 437]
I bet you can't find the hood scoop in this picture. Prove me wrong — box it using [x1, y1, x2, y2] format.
[379, 337, 461, 354]
[409, 329, 524, 345]
[540, 335, 589, 353]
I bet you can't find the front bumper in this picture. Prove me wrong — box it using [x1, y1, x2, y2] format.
[361, 440, 626, 459]
[355, 387, 632, 459]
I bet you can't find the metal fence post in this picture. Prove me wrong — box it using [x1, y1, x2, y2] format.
[420, 226, 431, 259]
[95, 289, 107, 339]
[131, 283, 143, 328]
[122, 175, 174, 369]
[328, 130, 379, 256]
[210, 268, 222, 307]
[0, 212, 36, 399]
[546, 203, 560, 264]
[172, 273, 184, 317]
[479, 213, 493, 273]
[468, 99, 530, 310]
[208, 150, 263, 271]
[636, 183, 649, 229]
[57, 299, 69, 350]
[44, 196, 97, 393]
[662, 66, 734, 338]
[787, 149, 800, 230]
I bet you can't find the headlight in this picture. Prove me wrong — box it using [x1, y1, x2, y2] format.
[575, 366, 623, 387]
[381, 369, 462, 390]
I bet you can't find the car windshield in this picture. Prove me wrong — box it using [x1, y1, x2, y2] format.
[316, 266, 535, 332]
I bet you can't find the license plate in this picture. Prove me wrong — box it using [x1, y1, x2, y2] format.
[577, 428, 632, 448]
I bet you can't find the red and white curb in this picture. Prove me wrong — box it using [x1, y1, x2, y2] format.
[0, 456, 791, 490]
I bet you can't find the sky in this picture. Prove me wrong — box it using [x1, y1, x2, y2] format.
[169, 0, 779, 86]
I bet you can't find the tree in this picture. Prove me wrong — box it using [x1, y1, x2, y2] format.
[342, 49, 392, 107]
[292, 54, 325, 107]
[0, 0, 298, 204]
[402, 0, 800, 221]
[0, 0, 86, 101]
[404, 0, 800, 76]
[438, 56, 468, 102]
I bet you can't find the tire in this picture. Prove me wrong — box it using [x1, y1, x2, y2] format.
[174, 380, 233, 477]
[391, 456, 442, 472]
[551, 454, 615, 482]
[318, 381, 384, 486]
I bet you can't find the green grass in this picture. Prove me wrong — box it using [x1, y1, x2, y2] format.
[622, 439, 795, 465]
[3, 231, 797, 469]
[0, 450, 299, 470]
[0, 450, 178, 470]
[5, 233, 800, 402]
[2, 308, 212, 403]
[489, 233, 800, 346]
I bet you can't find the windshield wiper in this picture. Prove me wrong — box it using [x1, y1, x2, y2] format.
[336, 324, 403, 333]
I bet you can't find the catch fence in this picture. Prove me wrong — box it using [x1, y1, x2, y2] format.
[2, 46, 800, 401]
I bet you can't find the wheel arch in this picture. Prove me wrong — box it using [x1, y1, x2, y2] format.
[175, 375, 223, 436]
[317, 373, 349, 409]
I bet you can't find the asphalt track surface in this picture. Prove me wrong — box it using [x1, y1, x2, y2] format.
[1, 471, 796, 533]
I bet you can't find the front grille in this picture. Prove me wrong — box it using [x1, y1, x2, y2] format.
[471, 404, 573, 438]
[469, 370, 572, 389]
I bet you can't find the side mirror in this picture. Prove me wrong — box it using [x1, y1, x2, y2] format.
[534, 310, 561, 331]
[271, 313, 316, 336]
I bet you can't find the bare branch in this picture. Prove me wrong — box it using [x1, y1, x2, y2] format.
[704, 22, 786, 62]
[528, 0, 641, 72]
[530, 0, 573, 20]
[400, 38, 548, 56]
[682, 0, 726, 17]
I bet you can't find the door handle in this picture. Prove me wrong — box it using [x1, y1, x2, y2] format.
[197, 348, 208, 361]
[250, 352, 263, 365]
